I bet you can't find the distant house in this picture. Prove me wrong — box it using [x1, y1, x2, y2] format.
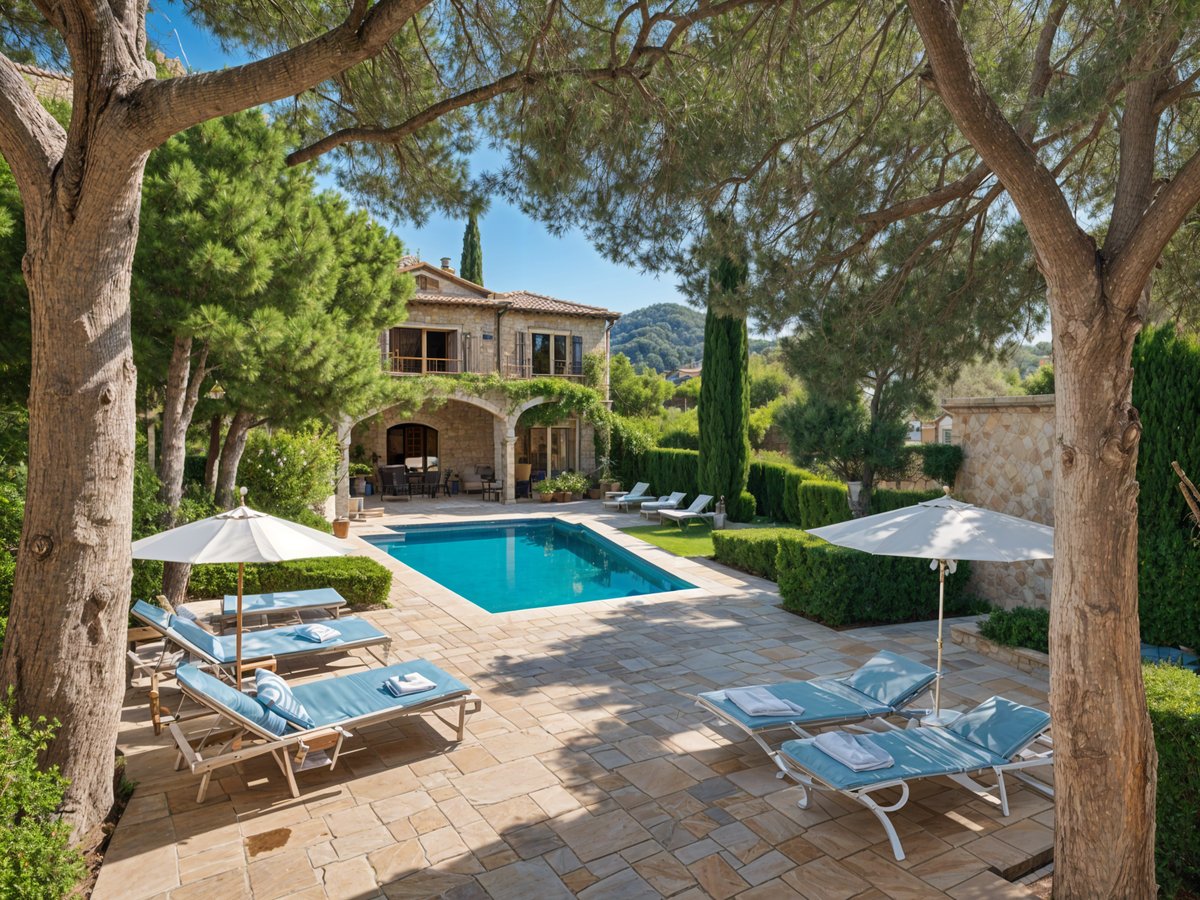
[666, 363, 702, 384]
[908, 413, 954, 444]
[348, 258, 620, 502]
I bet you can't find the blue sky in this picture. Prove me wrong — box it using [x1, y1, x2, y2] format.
[146, 2, 688, 315]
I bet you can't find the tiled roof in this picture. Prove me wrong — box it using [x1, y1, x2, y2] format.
[409, 290, 618, 319]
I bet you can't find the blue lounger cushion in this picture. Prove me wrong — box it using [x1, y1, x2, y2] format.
[176, 664, 289, 736]
[132, 599, 172, 630]
[698, 680, 893, 731]
[946, 696, 1050, 759]
[222, 588, 346, 618]
[780, 726, 1003, 791]
[169, 616, 225, 661]
[234, 618, 385, 662]
[698, 651, 935, 732]
[837, 651, 938, 708]
[290, 660, 469, 727]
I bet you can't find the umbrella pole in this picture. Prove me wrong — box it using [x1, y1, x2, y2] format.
[236, 562, 244, 687]
[934, 559, 945, 716]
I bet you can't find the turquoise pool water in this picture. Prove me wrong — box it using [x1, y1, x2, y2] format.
[367, 518, 694, 613]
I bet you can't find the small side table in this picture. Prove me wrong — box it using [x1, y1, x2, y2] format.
[481, 480, 502, 501]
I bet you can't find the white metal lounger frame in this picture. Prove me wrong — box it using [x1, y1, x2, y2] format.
[168, 676, 482, 803]
[773, 723, 1055, 861]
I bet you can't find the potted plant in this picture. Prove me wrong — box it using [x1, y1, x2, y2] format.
[596, 456, 621, 494]
[561, 471, 589, 501]
[587, 480, 604, 500]
[349, 462, 372, 496]
[535, 478, 556, 502]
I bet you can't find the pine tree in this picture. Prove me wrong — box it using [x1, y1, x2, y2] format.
[460, 210, 483, 285]
[698, 255, 753, 521]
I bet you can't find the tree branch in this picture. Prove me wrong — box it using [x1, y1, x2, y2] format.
[1109, 147, 1200, 303]
[0, 52, 66, 202]
[124, 0, 431, 149]
[906, 0, 1096, 290]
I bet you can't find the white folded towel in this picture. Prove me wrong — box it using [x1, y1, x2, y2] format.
[385, 673, 437, 697]
[813, 732, 894, 771]
[725, 686, 806, 718]
[295, 623, 340, 643]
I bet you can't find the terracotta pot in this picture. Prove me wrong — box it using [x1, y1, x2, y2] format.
[539, 492, 554, 502]
[587, 488, 603, 500]
[605, 481, 622, 493]
[555, 491, 570, 502]
[572, 492, 584, 501]
[332, 518, 351, 539]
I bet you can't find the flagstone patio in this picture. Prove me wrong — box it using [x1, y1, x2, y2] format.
[96, 505, 1053, 899]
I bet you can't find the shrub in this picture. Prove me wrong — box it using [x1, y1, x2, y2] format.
[187, 556, 392, 608]
[1133, 326, 1200, 652]
[726, 490, 757, 523]
[183, 453, 208, 486]
[606, 414, 655, 489]
[641, 448, 700, 501]
[238, 425, 338, 522]
[747, 461, 798, 520]
[873, 487, 942, 513]
[794, 480, 851, 528]
[775, 533, 970, 626]
[917, 443, 964, 487]
[1144, 663, 1200, 896]
[978, 607, 1050, 654]
[0, 704, 86, 898]
[712, 528, 793, 580]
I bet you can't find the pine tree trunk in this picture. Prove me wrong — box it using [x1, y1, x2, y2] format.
[204, 414, 223, 493]
[215, 410, 254, 508]
[1, 167, 147, 839]
[158, 336, 207, 604]
[1049, 278, 1157, 897]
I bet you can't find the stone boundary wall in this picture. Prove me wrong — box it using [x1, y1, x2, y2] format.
[941, 396, 1055, 610]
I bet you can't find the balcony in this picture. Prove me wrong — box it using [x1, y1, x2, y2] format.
[502, 358, 585, 380]
[386, 353, 463, 375]
[384, 353, 586, 380]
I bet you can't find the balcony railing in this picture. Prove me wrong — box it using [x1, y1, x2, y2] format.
[387, 354, 462, 375]
[502, 359, 585, 380]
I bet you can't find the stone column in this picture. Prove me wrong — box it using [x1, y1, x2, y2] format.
[502, 429, 517, 503]
[335, 414, 352, 520]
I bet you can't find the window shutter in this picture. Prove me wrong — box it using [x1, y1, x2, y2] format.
[572, 336, 584, 376]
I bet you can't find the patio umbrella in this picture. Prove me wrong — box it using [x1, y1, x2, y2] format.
[806, 492, 1053, 720]
[132, 489, 353, 684]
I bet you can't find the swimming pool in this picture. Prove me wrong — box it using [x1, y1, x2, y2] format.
[367, 518, 695, 613]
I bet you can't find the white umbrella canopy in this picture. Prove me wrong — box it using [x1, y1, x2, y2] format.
[132, 494, 353, 684]
[807, 494, 1054, 719]
[806, 496, 1054, 563]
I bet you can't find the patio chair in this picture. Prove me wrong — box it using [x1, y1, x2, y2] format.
[639, 492, 687, 520]
[773, 696, 1054, 860]
[216, 587, 346, 631]
[1140, 642, 1200, 671]
[601, 482, 652, 510]
[129, 600, 392, 731]
[694, 651, 937, 757]
[168, 662, 481, 802]
[659, 494, 714, 527]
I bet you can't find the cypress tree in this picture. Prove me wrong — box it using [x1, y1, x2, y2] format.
[698, 255, 753, 521]
[460, 210, 483, 285]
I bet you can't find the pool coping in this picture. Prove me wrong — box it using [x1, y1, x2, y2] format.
[348, 511, 740, 628]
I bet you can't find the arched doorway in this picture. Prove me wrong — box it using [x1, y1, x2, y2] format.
[387, 423, 439, 469]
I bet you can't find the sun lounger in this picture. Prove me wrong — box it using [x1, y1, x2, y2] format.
[659, 494, 714, 527]
[639, 492, 687, 520]
[168, 662, 480, 801]
[694, 650, 937, 759]
[602, 482, 652, 510]
[217, 587, 347, 630]
[775, 696, 1054, 860]
[129, 600, 392, 731]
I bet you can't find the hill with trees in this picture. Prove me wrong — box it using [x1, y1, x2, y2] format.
[612, 303, 774, 371]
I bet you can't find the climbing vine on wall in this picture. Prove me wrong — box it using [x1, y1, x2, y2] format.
[409, 374, 609, 427]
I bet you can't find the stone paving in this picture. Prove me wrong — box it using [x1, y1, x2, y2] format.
[96, 500, 1054, 899]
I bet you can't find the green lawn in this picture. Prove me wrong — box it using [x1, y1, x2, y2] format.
[621, 523, 716, 557]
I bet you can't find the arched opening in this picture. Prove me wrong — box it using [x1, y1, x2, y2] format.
[515, 403, 580, 483]
[386, 423, 439, 469]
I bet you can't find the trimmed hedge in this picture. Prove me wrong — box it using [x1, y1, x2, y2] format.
[747, 461, 792, 520]
[775, 533, 971, 626]
[794, 480, 851, 528]
[978, 607, 1050, 655]
[186, 556, 392, 608]
[917, 443, 964, 486]
[712, 528, 794, 581]
[641, 448, 700, 502]
[1144, 663, 1200, 896]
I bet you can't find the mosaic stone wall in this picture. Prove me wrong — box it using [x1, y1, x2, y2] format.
[942, 396, 1056, 610]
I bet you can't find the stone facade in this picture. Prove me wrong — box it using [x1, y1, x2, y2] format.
[942, 396, 1055, 610]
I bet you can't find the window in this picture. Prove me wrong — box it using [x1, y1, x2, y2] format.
[530, 331, 575, 376]
[520, 420, 578, 476]
[941, 428, 953, 444]
[415, 273, 440, 290]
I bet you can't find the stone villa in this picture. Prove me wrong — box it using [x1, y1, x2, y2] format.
[344, 257, 619, 504]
